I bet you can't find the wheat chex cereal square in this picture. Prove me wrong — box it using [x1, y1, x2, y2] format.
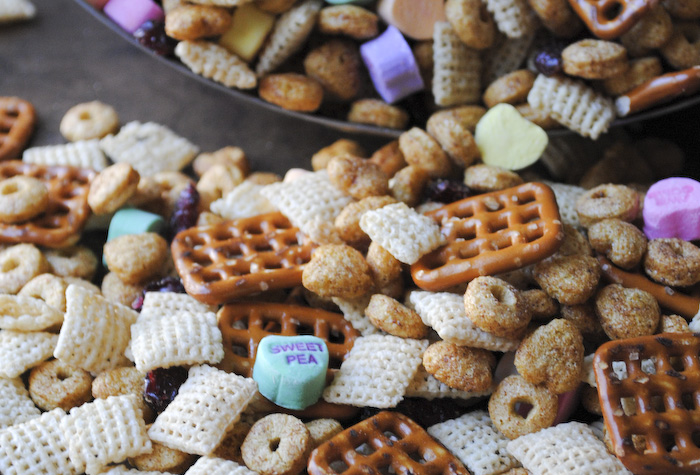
[99, 121, 199, 177]
[186, 455, 258, 474]
[482, 31, 536, 85]
[0, 377, 41, 430]
[409, 291, 520, 352]
[543, 181, 585, 229]
[139, 291, 217, 321]
[210, 181, 276, 220]
[432, 22, 481, 107]
[23, 140, 108, 171]
[484, 0, 535, 38]
[54, 284, 138, 374]
[331, 295, 382, 336]
[0, 330, 58, 378]
[0, 408, 79, 475]
[260, 170, 352, 230]
[360, 202, 444, 265]
[322, 334, 427, 408]
[0, 0, 35, 23]
[406, 365, 492, 401]
[506, 421, 633, 475]
[130, 311, 224, 372]
[0, 294, 64, 331]
[148, 365, 257, 455]
[60, 395, 151, 475]
[428, 410, 519, 475]
[175, 40, 257, 90]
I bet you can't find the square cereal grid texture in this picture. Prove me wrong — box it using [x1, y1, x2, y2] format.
[23, 139, 108, 171]
[593, 333, 700, 474]
[0, 377, 41, 430]
[410, 182, 563, 292]
[139, 291, 217, 321]
[171, 211, 315, 304]
[186, 456, 258, 475]
[0, 330, 58, 378]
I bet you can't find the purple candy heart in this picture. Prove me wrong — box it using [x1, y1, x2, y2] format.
[360, 26, 424, 104]
[104, 0, 164, 34]
[643, 177, 700, 241]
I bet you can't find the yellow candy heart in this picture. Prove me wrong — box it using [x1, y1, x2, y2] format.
[219, 4, 275, 63]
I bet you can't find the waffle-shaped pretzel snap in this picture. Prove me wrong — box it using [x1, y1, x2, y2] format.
[0, 161, 94, 248]
[308, 411, 470, 475]
[567, 0, 659, 39]
[411, 182, 564, 291]
[217, 301, 360, 419]
[171, 211, 316, 304]
[0, 97, 35, 161]
[594, 332, 700, 474]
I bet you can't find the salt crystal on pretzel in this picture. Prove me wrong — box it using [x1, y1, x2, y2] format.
[148, 365, 257, 455]
[23, 140, 108, 171]
[0, 377, 41, 430]
[322, 334, 427, 408]
[100, 121, 199, 177]
[432, 21, 482, 107]
[406, 364, 493, 400]
[139, 291, 216, 321]
[428, 410, 519, 475]
[331, 295, 383, 336]
[484, 0, 536, 38]
[0, 408, 78, 475]
[185, 455, 258, 475]
[174, 41, 257, 90]
[482, 31, 537, 88]
[0, 330, 58, 379]
[0, 0, 35, 23]
[209, 181, 276, 220]
[0, 294, 64, 331]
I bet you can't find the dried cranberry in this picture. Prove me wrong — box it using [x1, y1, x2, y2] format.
[133, 19, 177, 57]
[168, 183, 200, 240]
[144, 366, 188, 413]
[425, 179, 472, 203]
[534, 45, 564, 77]
[131, 276, 186, 311]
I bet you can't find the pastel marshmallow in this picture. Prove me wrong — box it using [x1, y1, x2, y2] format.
[360, 26, 424, 104]
[377, 0, 446, 40]
[475, 103, 549, 171]
[104, 0, 164, 34]
[252, 335, 329, 410]
[643, 177, 700, 241]
[104, 207, 165, 265]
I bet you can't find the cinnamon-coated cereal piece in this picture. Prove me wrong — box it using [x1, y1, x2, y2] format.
[446, 0, 496, 50]
[44, 245, 98, 281]
[659, 314, 691, 333]
[560, 303, 607, 344]
[368, 140, 407, 178]
[303, 40, 363, 101]
[602, 57, 664, 96]
[644, 237, 700, 287]
[483, 69, 536, 108]
[464, 276, 531, 338]
[366, 293, 428, 338]
[150, 171, 196, 218]
[60, 101, 120, 142]
[580, 384, 602, 415]
[520, 288, 558, 320]
[526, 0, 582, 37]
[423, 340, 496, 392]
[663, 0, 700, 19]
[575, 183, 639, 228]
[588, 219, 646, 270]
[100, 271, 145, 307]
[463, 164, 524, 193]
[92, 366, 153, 422]
[311, 139, 366, 171]
[103, 232, 169, 285]
[259, 73, 324, 112]
[389, 165, 430, 207]
[0, 176, 48, 224]
[514, 319, 584, 394]
[28, 359, 93, 411]
[399, 127, 453, 178]
[18, 273, 68, 312]
[241, 413, 311, 475]
[165, 5, 231, 41]
[318, 5, 379, 40]
[87, 162, 140, 215]
[366, 241, 403, 290]
[327, 155, 389, 199]
[213, 422, 252, 464]
[130, 426, 197, 472]
[532, 254, 601, 305]
[660, 23, 700, 69]
[594, 283, 660, 340]
[488, 374, 558, 439]
[555, 223, 593, 257]
[305, 418, 343, 449]
[334, 195, 396, 250]
[562, 39, 629, 79]
[620, 5, 673, 49]
[0, 243, 49, 294]
[192, 146, 249, 178]
[426, 109, 480, 168]
[302, 243, 374, 299]
[196, 163, 245, 209]
[347, 99, 410, 130]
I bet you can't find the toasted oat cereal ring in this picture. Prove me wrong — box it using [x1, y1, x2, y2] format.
[44, 245, 98, 280]
[620, 5, 673, 49]
[327, 154, 388, 200]
[463, 163, 524, 192]
[426, 109, 480, 168]
[575, 183, 639, 228]
[423, 340, 496, 392]
[59, 100, 119, 142]
[588, 219, 647, 270]
[306, 418, 343, 449]
[520, 288, 558, 320]
[464, 276, 531, 339]
[304, 40, 364, 102]
[561, 303, 607, 344]
[103, 232, 169, 285]
[347, 98, 410, 130]
[312, 139, 367, 172]
[488, 374, 558, 439]
[555, 223, 593, 258]
[130, 424, 197, 472]
[18, 273, 68, 312]
[369, 141, 406, 178]
[213, 421, 252, 464]
[0, 243, 49, 294]
[483, 69, 536, 108]
[241, 413, 311, 475]
[28, 359, 93, 411]
[594, 283, 660, 339]
[259, 73, 324, 112]
[302, 243, 374, 299]
[660, 22, 700, 69]
[196, 163, 245, 209]
[399, 127, 453, 178]
[664, 0, 700, 19]
[533, 254, 601, 305]
[100, 271, 145, 307]
[644, 237, 700, 287]
[192, 146, 249, 178]
[526, 0, 582, 37]
[389, 165, 430, 207]
[0, 176, 49, 224]
[165, 4, 231, 41]
[445, 0, 496, 50]
[87, 162, 140, 215]
[335, 195, 397, 250]
[318, 4, 379, 40]
[366, 293, 429, 338]
[92, 366, 153, 422]
[561, 39, 629, 79]
[602, 56, 664, 96]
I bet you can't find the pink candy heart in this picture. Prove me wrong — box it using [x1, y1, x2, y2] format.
[643, 177, 700, 241]
[104, 0, 164, 34]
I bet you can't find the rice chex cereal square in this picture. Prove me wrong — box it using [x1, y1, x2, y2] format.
[148, 365, 257, 455]
[331, 295, 382, 336]
[406, 365, 492, 401]
[186, 455, 258, 475]
[482, 31, 536, 85]
[99, 121, 199, 176]
[0, 294, 64, 331]
[506, 421, 633, 475]
[0, 330, 58, 378]
[432, 21, 481, 107]
[428, 410, 519, 475]
[60, 395, 151, 475]
[23, 140, 108, 171]
[322, 334, 427, 408]
[0, 377, 41, 430]
[210, 181, 276, 220]
[484, 0, 536, 38]
[139, 291, 217, 321]
[54, 284, 138, 374]
[0, 408, 79, 475]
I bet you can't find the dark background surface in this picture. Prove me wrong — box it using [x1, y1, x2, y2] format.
[1, 0, 699, 176]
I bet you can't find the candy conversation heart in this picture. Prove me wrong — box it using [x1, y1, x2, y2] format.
[253, 335, 329, 410]
[643, 177, 700, 241]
